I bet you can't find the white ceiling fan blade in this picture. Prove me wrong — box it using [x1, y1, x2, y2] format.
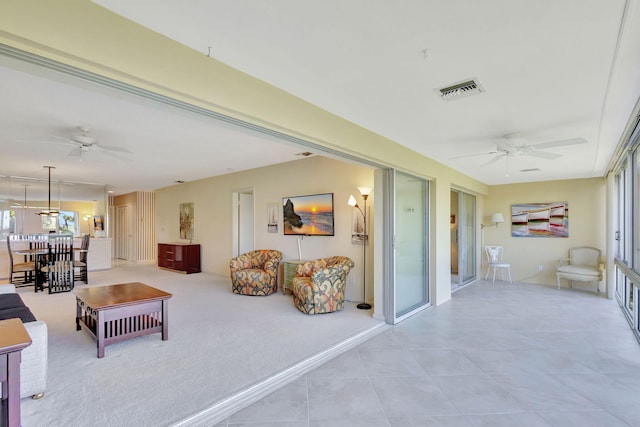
[51, 135, 83, 147]
[482, 154, 506, 166]
[21, 137, 78, 148]
[449, 151, 497, 160]
[97, 149, 132, 162]
[529, 137, 587, 150]
[523, 150, 562, 160]
[94, 144, 132, 153]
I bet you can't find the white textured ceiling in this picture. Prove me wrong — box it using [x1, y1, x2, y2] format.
[3, 1, 640, 202]
[91, 0, 640, 182]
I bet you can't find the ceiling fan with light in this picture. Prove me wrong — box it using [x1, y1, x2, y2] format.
[47, 126, 132, 161]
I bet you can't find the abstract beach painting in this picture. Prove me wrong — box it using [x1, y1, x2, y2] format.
[511, 202, 568, 237]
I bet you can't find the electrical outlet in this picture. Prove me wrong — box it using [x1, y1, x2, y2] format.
[538, 264, 543, 272]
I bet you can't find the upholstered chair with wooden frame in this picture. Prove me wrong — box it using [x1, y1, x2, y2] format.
[292, 256, 355, 314]
[556, 246, 602, 293]
[230, 249, 284, 296]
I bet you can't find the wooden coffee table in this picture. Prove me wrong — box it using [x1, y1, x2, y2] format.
[75, 282, 172, 358]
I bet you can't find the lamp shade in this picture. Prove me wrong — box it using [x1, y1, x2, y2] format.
[357, 186, 372, 197]
[491, 213, 505, 223]
[347, 195, 358, 207]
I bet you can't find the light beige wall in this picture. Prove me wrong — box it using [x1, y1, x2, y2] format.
[156, 156, 375, 303]
[483, 178, 606, 287]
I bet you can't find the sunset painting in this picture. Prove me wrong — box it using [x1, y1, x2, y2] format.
[283, 193, 334, 236]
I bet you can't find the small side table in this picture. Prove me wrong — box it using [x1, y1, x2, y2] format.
[0, 318, 32, 427]
[280, 260, 306, 294]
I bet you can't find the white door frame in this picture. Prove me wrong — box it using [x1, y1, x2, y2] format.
[232, 189, 255, 257]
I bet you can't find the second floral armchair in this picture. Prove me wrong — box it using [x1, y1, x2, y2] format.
[291, 256, 355, 314]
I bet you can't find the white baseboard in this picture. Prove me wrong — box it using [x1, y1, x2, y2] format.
[174, 321, 390, 426]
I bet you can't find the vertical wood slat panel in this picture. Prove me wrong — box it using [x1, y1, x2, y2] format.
[135, 191, 156, 263]
[112, 191, 155, 263]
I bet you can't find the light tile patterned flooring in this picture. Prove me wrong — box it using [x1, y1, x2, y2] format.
[216, 280, 640, 426]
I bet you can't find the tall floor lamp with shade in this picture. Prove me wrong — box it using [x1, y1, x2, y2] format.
[348, 186, 372, 310]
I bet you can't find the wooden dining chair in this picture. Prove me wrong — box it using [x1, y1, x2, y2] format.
[6, 235, 36, 285]
[74, 233, 90, 284]
[40, 235, 74, 293]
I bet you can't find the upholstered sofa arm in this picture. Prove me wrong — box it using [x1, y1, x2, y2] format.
[0, 284, 17, 294]
[0, 284, 48, 399]
[21, 320, 48, 399]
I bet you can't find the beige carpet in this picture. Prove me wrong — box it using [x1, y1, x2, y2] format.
[15, 262, 383, 426]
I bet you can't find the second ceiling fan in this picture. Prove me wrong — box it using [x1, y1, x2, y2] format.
[452, 133, 587, 168]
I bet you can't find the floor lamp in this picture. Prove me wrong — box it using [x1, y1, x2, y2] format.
[348, 186, 372, 310]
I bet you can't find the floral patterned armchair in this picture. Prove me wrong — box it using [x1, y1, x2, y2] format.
[292, 256, 355, 314]
[230, 249, 283, 296]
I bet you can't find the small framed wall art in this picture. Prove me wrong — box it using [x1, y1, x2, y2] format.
[180, 202, 194, 241]
[267, 203, 278, 233]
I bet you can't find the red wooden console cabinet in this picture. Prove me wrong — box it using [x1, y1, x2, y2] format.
[157, 243, 201, 274]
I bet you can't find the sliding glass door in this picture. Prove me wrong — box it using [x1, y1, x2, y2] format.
[385, 170, 430, 323]
[458, 191, 477, 286]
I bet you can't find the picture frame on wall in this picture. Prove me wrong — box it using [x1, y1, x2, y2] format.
[180, 202, 194, 241]
[93, 215, 104, 231]
[267, 203, 278, 233]
[351, 205, 368, 244]
[41, 215, 56, 232]
[283, 193, 335, 236]
[511, 202, 568, 237]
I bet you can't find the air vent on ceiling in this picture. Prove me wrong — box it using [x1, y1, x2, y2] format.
[520, 168, 541, 173]
[436, 78, 485, 101]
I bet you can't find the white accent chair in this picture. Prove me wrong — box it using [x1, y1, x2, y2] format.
[556, 246, 602, 293]
[485, 246, 512, 283]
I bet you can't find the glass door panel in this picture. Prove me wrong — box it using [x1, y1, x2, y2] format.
[459, 192, 476, 285]
[394, 171, 429, 318]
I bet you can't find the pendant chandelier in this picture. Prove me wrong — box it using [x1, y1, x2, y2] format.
[39, 165, 59, 217]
